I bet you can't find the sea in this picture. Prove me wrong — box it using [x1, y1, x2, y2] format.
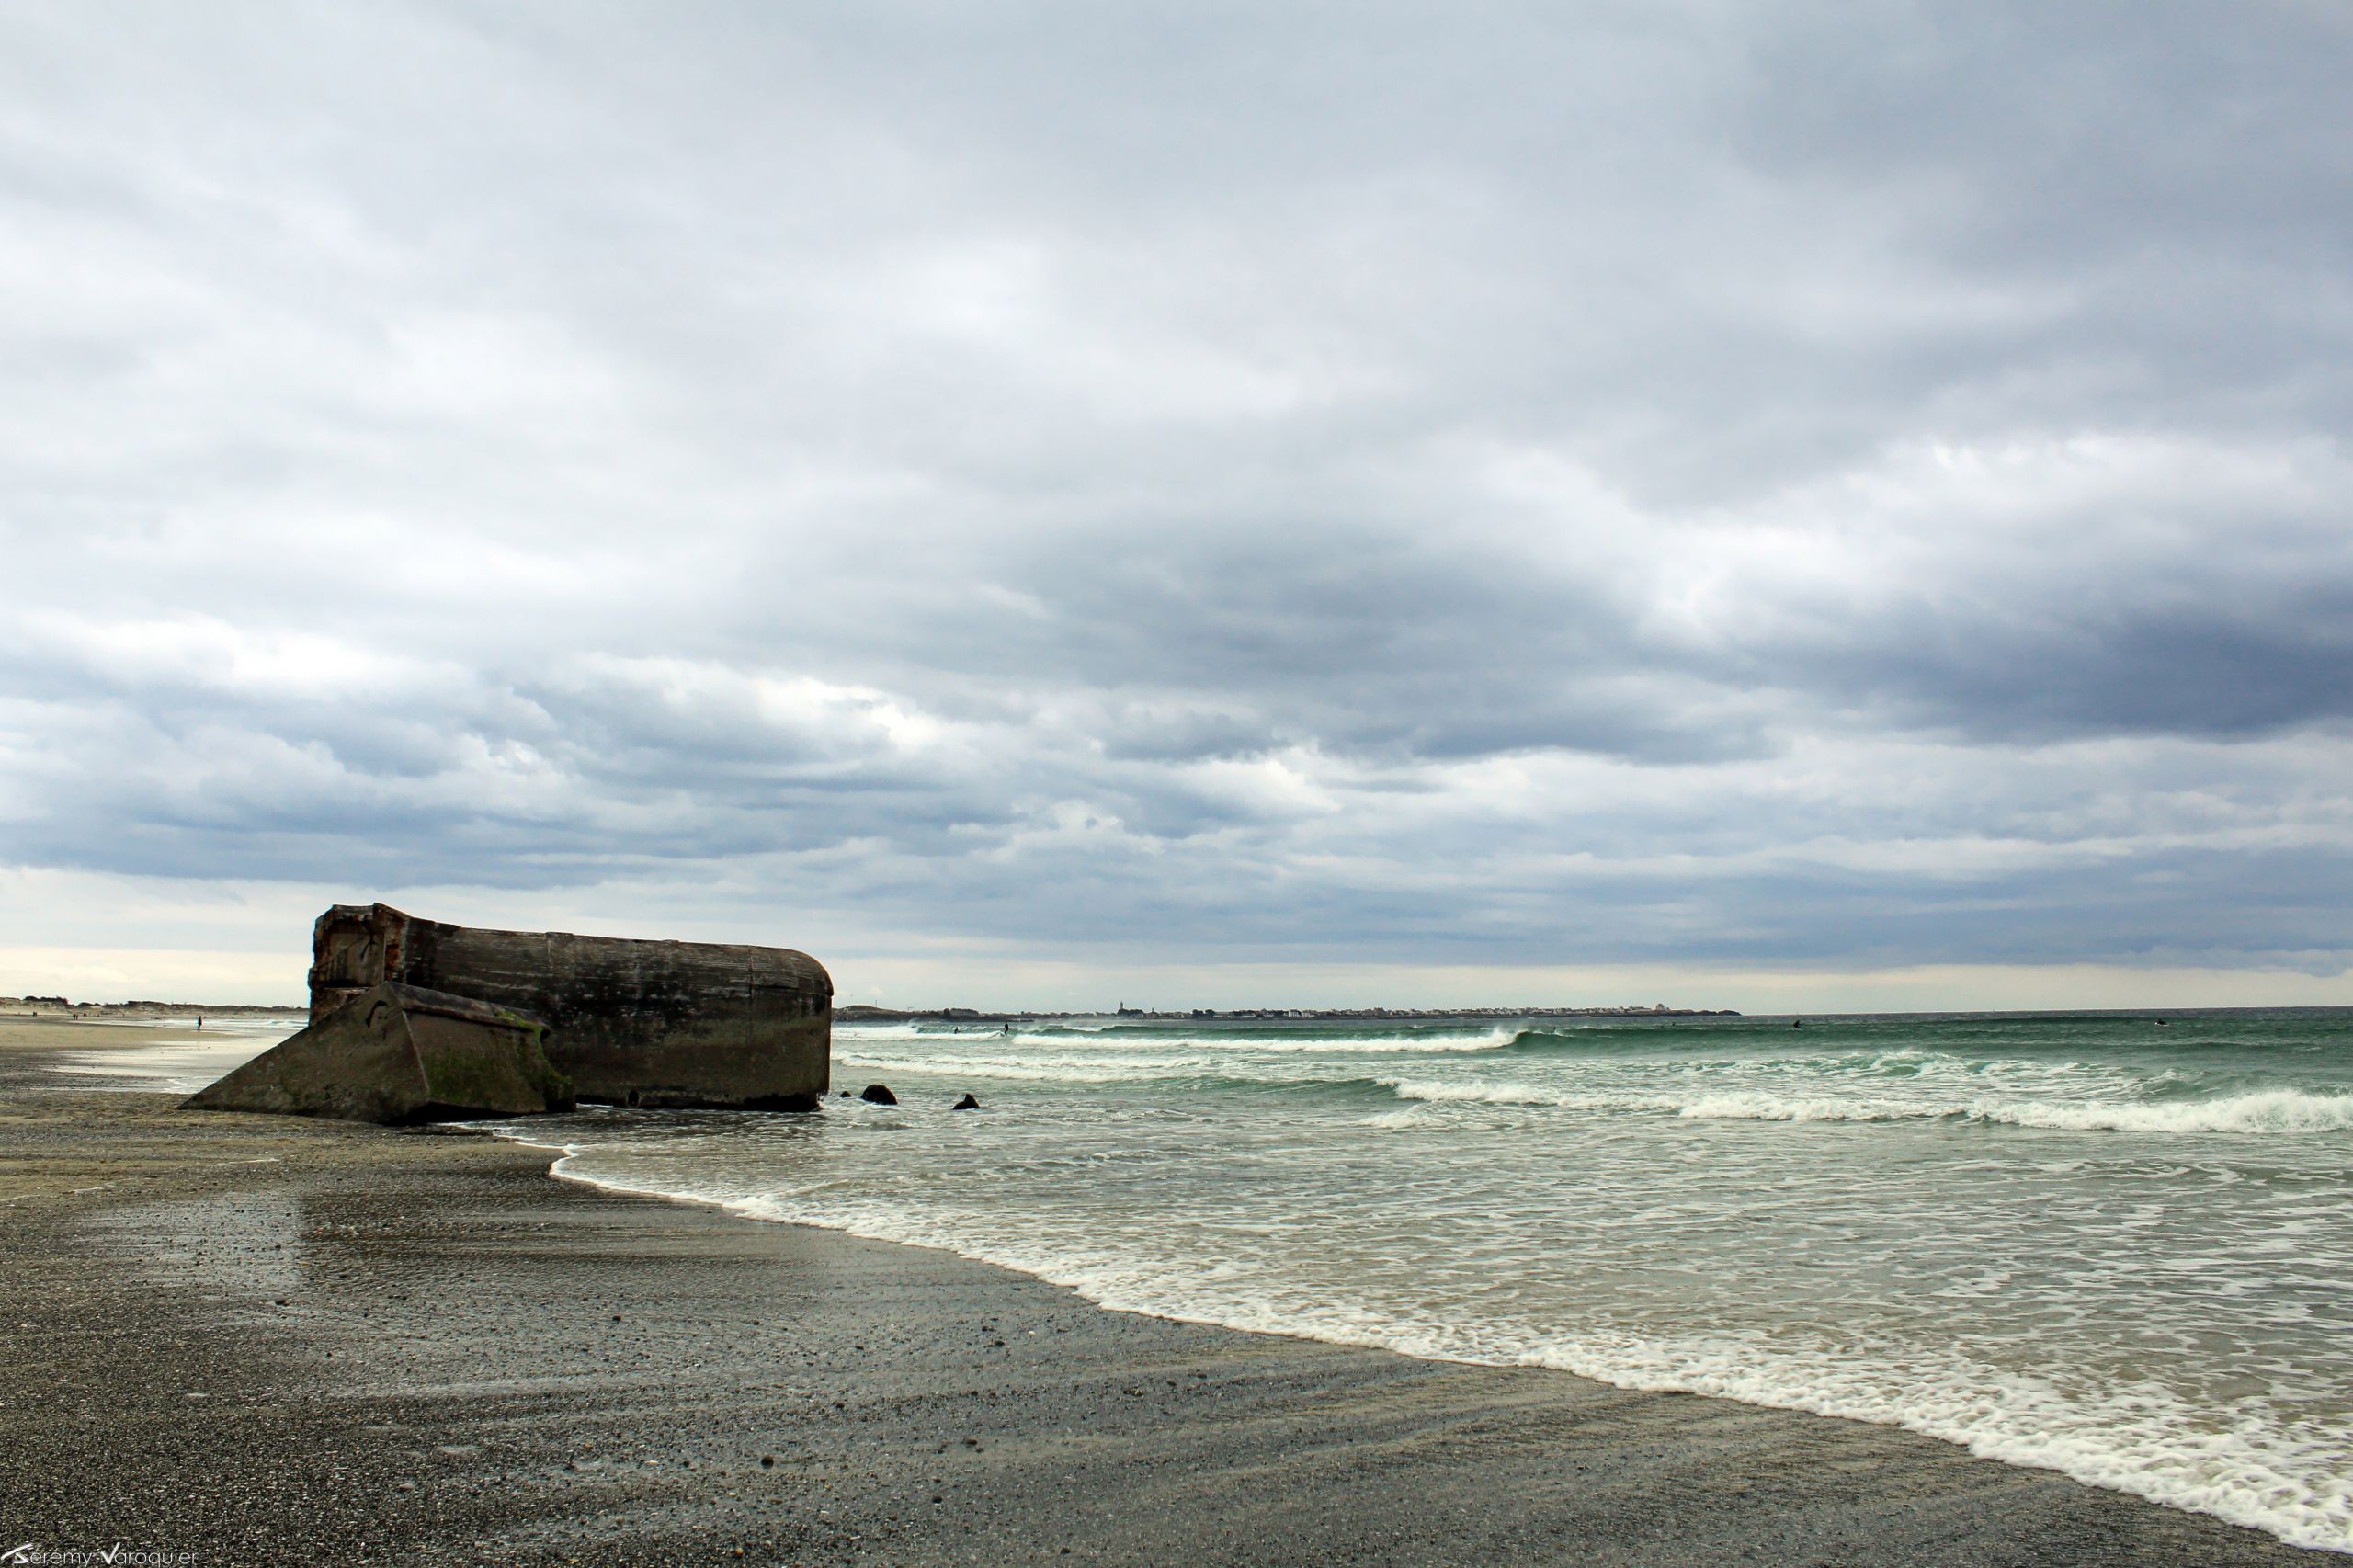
[91, 1007, 2353, 1551]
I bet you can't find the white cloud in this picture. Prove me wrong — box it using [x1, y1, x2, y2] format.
[2, 1, 2350, 1001]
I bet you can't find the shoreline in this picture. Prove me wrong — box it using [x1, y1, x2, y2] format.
[0, 1037, 2328, 1564]
[513, 1122, 2353, 1557]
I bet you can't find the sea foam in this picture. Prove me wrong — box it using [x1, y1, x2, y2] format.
[1675, 1088, 2353, 1133]
[1377, 1078, 2353, 1133]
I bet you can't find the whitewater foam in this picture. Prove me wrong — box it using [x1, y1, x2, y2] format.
[1378, 1078, 2353, 1134]
[1376, 1076, 1657, 1110]
[1675, 1088, 2353, 1133]
[840, 1025, 1524, 1054]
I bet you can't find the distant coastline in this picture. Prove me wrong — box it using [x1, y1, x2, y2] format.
[0, 995, 308, 1018]
[4, 996, 1744, 1026]
[836, 1003, 1742, 1024]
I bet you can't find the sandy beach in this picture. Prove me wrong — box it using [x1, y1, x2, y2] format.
[0, 1024, 2324, 1566]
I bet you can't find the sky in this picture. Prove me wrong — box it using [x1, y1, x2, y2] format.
[4, 1, 2350, 1011]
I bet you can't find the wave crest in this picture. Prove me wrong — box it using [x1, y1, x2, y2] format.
[1678, 1089, 2353, 1132]
[1380, 1079, 2353, 1133]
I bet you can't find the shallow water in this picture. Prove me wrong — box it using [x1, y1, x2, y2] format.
[52, 1016, 299, 1094]
[502, 1008, 2353, 1552]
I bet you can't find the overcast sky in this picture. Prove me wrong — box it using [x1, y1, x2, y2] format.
[5, 2, 2350, 1009]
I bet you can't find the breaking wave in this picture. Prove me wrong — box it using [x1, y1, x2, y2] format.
[1380, 1079, 2353, 1133]
[843, 1024, 1526, 1054]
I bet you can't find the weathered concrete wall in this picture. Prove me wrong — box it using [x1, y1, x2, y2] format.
[308, 903, 831, 1110]
[188, 983, 574, 1124]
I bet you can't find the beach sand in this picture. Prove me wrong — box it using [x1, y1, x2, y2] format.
[0, 1016, 237, 1051]
[0, 1028, 2323, 1565]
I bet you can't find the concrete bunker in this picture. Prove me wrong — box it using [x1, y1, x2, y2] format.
[190, 903, 832, 1122]
[186, 982, 574, 1124]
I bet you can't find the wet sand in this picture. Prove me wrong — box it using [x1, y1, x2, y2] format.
[0, 1015, 238, 1051]
[0, 1037, 2325, 1566]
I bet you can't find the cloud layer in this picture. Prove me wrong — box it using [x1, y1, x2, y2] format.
[5, 1, 2351, 995]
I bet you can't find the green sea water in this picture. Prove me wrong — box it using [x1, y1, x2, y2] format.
[505, 1007, 2350, 1550]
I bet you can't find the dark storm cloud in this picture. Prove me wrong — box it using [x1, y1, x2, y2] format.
[4, 0, 2351, 978]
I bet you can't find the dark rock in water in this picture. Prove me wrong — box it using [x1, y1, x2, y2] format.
[859, 1083, 898, 1105]
[185, 983, 572, 1125]
[953, 1093, 980, 1110]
